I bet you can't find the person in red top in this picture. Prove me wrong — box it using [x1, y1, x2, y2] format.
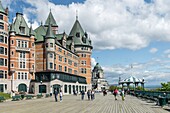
[113, 88, 118, 100]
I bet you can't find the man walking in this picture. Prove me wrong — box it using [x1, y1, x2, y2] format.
[54, 88, 58, 102]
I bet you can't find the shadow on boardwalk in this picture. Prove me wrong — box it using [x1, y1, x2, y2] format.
[0, 93, 169, 113]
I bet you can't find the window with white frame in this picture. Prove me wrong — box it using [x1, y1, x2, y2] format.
[49, 62, 53, 69]
[64, 66, 67, 72]
[0, 22, 4, 30]
[18, 72, 20, 79]
[0, 58, 4, 66]
[81, 54, 86, 57]
[0, 47, 4, 54]
[5, 48, 7, 55]
[49, 53, 53, 58]
[81, 61, 86, 65]
[17, 40, 28, 48]
[19, 26, 25, 34]
[4, 71, 7, 79]
[5, 37, 7, 44]
[68, 68, 72, 73]
[59, 65, 62, 71]
[0, 35, 4, 43]
[18, 72, 28, 80]
[74, 70, 78, 75]
[0, 70, 3, 78]
[81, 68, 87, 74]
[68, 59, 72, 65]
[5, 59, 7, 66]
[59, 55, 62, 61]
[21, 72, 24, 79]
[25, 73, 27, 80]
[19, 52, 26, 69]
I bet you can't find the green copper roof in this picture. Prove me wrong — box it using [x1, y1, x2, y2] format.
[93, 63, 103, 71]
[69, 19, 92, 47]
[11, 13, 30, 36]
[35, 25, 47, 42]
[45, 11, 57, 27]
[69, 20, 84, 37]
[0, 1, 5, 14]
[46, 24, 55, 38]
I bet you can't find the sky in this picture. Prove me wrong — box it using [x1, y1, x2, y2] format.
[2, 0, 170, 86]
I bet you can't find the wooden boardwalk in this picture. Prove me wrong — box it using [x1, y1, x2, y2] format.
[0, 93, 170, 113]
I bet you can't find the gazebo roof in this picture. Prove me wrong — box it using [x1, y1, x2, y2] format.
[119, 76, 143, 84]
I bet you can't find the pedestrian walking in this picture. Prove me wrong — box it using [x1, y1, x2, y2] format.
[54, 88, 58, 102]
[113, 88, 118, 100]
[121, 88, 125, 101]
[91, 89, 95, 100]
[87, 90, 91, 100]
[81, 89, 85, 100]
[59, 90, 63, 102]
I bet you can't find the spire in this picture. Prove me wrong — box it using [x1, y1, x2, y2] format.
[45, 11, 58, 27]
[76, 10, 78, 20]
[29, 25, 35, 36]
[0, 0, 5, 14]
[46, 24, 55, 38]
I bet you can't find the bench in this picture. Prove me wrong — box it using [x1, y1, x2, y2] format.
[0, 96, 6, 102]
[12, 95, 21, 101]
[25, 95, 33, 100]
[37, 94, 43, 99]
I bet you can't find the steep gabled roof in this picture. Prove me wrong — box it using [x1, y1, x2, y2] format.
[35, 25, 47, 42]
[45, 11, 58, 27]
[12, 13, 30, 36]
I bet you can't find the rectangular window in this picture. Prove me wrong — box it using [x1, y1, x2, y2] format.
[64, 58, 67, 63]
[5, 84, 7, 90]
[68, 59, 72, 65]
[0, 58, 4, 66]
[21, 72, 24, 79]
[0, 70, 3, 78]
[25, 73, 27, 80]
[19, 27, 25, 34]
[54, 64, 56, 69]
[74, 62, 77, 67]
[0, 35, 4, 43]
[81, 68, 87, 74]
[0, 47, 4, 54]
[81, 61, 86, 65]
[59, 65, 62, 71]
[74, 70, 78, 75]
[18, 72, 20, 79]
[50, 63, 53, 69]
[59, 55, 62, 62]
[50, 43, 53, 47]
[25, 41, 27, 48]
[22, 41, 24, 48]
[18, 40, 20, 47]
[58, 48, 62, 52]
[49, 53, 53, 58]
[19, 52, 26, 69]
[68, 68, 72, 73]
[0, 15, 3, 20]
[0, 22, 4, 30]
[64, 66, 67, 72]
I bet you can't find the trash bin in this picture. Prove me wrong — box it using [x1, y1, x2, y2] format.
[158, 97, 166, 106]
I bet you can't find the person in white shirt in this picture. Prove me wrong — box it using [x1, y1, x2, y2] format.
[59, 90, 63, 102]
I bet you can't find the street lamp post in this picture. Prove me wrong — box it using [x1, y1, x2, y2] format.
[40, 81, 42, 95]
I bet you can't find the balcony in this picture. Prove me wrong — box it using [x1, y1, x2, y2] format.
[16, 47, 30, 52]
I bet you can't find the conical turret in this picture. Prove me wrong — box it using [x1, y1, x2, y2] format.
[46, 24, 55, 39]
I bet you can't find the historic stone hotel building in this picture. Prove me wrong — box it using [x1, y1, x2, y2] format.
[0, 2, 93, 95]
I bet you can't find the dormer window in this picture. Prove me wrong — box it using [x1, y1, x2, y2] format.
[19, 26, 25, 34]
[76, 32, 80, 37]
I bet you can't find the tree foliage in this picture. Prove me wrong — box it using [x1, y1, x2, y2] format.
[160, 82, 170, 91]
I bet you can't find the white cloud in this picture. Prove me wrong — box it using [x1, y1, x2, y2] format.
[149, 48, 158, 53]
[17, 0, 170, 51]
[91, 58, 97, 68]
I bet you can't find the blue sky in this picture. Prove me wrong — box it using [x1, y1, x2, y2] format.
[3, 0, 170, 86]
